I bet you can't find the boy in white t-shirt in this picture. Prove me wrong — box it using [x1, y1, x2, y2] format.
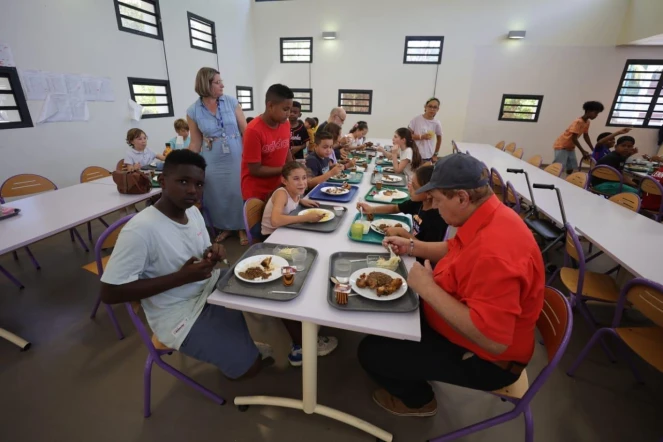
[101, 150, 267, 380]
[408, 98, 443, 161]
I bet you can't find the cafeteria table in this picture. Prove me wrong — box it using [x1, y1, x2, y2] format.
[208, 138, 418, 442]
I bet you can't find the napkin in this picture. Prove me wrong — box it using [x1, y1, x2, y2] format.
[372, 193, 393, 203]
[355, 166, 366, 172]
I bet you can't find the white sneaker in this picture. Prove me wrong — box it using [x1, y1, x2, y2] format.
[288, 335, 339, 367]
[255, 341, 273, 360]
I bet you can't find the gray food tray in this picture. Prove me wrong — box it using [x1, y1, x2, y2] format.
[284, 204, 347, 233]
[217, 242, 318, 301]
[370, 173, 408, 188]
[327, 251, 419, 313]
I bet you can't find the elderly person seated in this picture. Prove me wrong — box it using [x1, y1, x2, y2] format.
[358, 153, 545, 417]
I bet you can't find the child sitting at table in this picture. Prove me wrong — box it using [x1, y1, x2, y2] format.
[345, 121, 369, 150]
[376, 128, 422, 179]
[592, 128, 632, 162]
[591, 135, 639, 195]
[304, 117, 318, 150]
[356, 165, 447, 265]
[259, 162, 324, 241]
[167, 118, 191, 151]
[305, 131, 346, 189]
[123, 128, 165, 171]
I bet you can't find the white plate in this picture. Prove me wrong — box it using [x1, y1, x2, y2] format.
[382, 167, 395, 173]
[330, 173, 350, 181]
[299, 208, 335, 223]
[234, 254, 288, 283]
[350, 267, 408, 301]
[382, 175, 402, 183]
[379, 189, 408, 199]
[321, 186, 350, 196]
[370, 219, 411, 235]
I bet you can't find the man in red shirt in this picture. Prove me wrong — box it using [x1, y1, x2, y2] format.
[358, 153, 545, 417]
[241, 84, 294, 202]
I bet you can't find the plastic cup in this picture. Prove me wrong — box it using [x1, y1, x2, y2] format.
[350, 222, 364, 240]
[334, 259, 352, 283]
[291, 247, 307, 271]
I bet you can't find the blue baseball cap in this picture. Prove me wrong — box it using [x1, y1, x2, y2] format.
[416, 153, 489, 194]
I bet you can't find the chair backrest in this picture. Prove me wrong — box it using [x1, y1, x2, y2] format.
[80, 166, 111, 183]
[495, 141, 505, 151]
[0, 174, 57, 199]
[116, 159, 125, 171]
[505, 181, 521, 214]
[504, 142, 516, 153]
[243, 198, 266, 244]
[640, 176, 663, 214]
[516, 286, 572, 410]
[526, 155, 543, 168]
[579, 156, 596, 171]
[612, 278, 663, 329]
[512, 147, 524, 159]
[94, 214, 135, 276]
[609, 192, 641, 212]
[543, 163, 563, 177]
[590, 165, 622, 183]
[490, 168, 506, 201]
[563, 223, 586, 295]
[565, 172, 588, 190]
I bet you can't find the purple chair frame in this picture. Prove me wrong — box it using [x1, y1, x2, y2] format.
[490, 168, 507, 202]
[567, 278, 663, 384]
[428, 287, 573, 442]
[89, 215, 136, 340]
[577, 156, 596, 172]
[639, 176, 663, 222]
[123, 302, 225, 417]
[589, 165, 624, 196]
[505, 181, 522, 214]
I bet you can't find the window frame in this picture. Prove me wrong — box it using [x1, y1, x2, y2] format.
[403, 36, 444, 65]
[606, 59, 663, 128]
[0, 67, 33, 130]
[113, 0, 163, 41]
[498, 94, 544, 123]
[127, 77, 174, 119]
[187, 11, 216, 54]
[236, 86, 254, 112]
[291, 88, 313, 113]
[280, 37, 313, 64]
[338, 89, 373, 115]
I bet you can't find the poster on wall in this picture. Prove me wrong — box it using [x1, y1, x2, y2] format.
[19, 70, 115, 102]
[37, 93, 89, 124]
[0, 43, 15, 67]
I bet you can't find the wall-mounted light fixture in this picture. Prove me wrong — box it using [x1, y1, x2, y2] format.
[322, 31, 337, 40]
[508, 30, 526, 39]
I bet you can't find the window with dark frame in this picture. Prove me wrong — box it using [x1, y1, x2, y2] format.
[0, 67, 33, 130]
[187, 12, 216, 53]
[607, 60, 663, 128]
[114, 0, 163, 40]
[236, 86, 254, 111]
[127, 77, 174, 118]
[498, 94, 544, 122]
[403, 36, 444, 64]
[280, 37, 313, 63]
[292, 88, 313, 113]
[338, 89, 372, 115]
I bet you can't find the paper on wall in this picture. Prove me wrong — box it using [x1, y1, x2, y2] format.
[98, 77, 115, 102]
[128, 99, 142, 121]
[19, 69, 49, 100]
[0, 43, 15, 67]
[82, 76, 102, 101]
[44, 72, 67, 95]
[37, 93, 89, 123]
[65, 74, 85, 101]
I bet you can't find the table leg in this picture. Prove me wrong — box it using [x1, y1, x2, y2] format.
[234, 320, 393, 441]
[0, 327, 31, 351]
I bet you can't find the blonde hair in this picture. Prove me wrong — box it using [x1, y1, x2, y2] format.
[194, 67, 220, 98]
[174, 118, 189, 132]
[126, 128, 146, 147]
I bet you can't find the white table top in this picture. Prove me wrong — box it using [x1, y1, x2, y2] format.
[86, 176, 117, 186]
[0, 182, 161, 254]
[460, 143, 662, 285]
[208, 139, 421, 342]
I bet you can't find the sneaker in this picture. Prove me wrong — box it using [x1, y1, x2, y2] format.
[287, 336, 339, 367]
[288, 345, 303, 367]
[372, 389, 437, 417]
[255, 341, 273, 361]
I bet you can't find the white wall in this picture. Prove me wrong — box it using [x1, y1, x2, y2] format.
[618, 0, 663, 44]
[251, 0, 630, 146]
[0, 0, 256, 188]
[463, 45, 663, 162]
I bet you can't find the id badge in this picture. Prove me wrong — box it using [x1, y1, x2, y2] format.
[221, 135, 230, 154]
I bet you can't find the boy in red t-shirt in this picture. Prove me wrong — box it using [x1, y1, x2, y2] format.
[241, 84, 294, 201]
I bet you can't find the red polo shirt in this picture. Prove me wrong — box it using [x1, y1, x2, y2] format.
[424, 195, 545, 364]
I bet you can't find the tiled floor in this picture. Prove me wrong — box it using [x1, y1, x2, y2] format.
[1, 214, 662, 442]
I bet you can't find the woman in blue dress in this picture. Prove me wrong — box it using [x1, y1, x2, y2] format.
[187, 67, 248, 245]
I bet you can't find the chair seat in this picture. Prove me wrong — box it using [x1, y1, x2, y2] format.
[560, 268, 620, 302]
[492, 369, 529, 399]
[616, 326, 663, 372]
[152, 334, 173, 351]
[82, 255, 111, 275]
[524, 218, 563, 241]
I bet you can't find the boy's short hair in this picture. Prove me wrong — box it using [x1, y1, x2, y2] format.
[313, 117, 319, 124]
[163, 149, 207, 174]
[265, 84, 294, 104]
[616, 136, 635, 146]
[315, 130, 333, 145]
[174, 118, 189, 132]
[292, 101, 302, 110]
[126, 128, 146, 147]
[305, 117, 317, 128]
[597, 132, 611, 143]
[583, 101, 604, 112]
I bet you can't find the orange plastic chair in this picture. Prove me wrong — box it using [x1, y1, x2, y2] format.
[589, 165, 623, 196]
[80, 166, 112, 241]
[116, 159, 125, 171]
[526, 155, 542, 168]
[512, 147, 524, 159]
[495, 141, 505, 151]
[608, 192, 641, 212]
[543, 163, 563, 177]
[639, 176, 663, 222]
[504, 142, 516, 154]
[565, 172, 588, 190]
[243, 198, 266, 245]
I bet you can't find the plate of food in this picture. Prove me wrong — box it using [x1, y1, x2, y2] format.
[298, 208, 335, 223]
[370, 219, 411, 235]
[382, 175, 403, 184]
[321, 184, 351, 195]
[379, 189, 408, 199]
[382, 167, 395, 173]
[234, 255, 288, 283]
[330, 173, 350, 181]
[350, 268, 408, 301]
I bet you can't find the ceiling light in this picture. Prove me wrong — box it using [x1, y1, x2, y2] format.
[508, 30, 526, 39]
[322, 32, 337, 40]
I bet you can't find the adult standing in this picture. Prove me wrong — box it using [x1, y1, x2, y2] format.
[187, 67, 248, 245]
[409, 98, 443, 163]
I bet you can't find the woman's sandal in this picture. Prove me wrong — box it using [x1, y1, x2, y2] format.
[238, 230, 249, 246]
[214, 230, 232, 243]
